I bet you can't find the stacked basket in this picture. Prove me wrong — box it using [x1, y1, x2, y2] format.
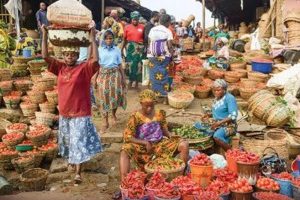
[11, 56, 34, 78]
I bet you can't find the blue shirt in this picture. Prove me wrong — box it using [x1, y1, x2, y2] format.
[212, 92, 238, 121]
[36, 10, 49, 26]
[99, 45, 122, 68]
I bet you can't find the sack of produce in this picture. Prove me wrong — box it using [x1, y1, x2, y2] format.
[48, 28, 90, 47]
[47, 0, 92, 29]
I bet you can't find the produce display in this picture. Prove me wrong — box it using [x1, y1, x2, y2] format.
[170, 176, 201, 195]
[256, 177, 280, 191]
[253, 192, 292, 200]
[198, 191, 219, 200]
[213, 167, 238, 183]
[190, 153, 212, 166]
[155, 182, 180, 199]
[0, 148, 18, 156]
[38, 142, 58, 152]
[226, 148, 260, 164]
[121, 170, 147, 199]
[229, 178, 253, 193]
[272, 172, 293, 181]
[173, 125, 206, 139]
[6, 123, 28, 133]
[206, 180, 229, 195]
[145, 158, 185, 172]
[146, 172, 166, 189]
[2, 132, 24, 145]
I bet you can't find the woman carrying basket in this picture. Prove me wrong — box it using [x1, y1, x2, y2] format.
[41, 24, 102, 184]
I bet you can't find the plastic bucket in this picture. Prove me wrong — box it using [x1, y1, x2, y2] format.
[272, 177, 293, 197]
[251, 59, 273, 74]
[22, 49, 32, 58]
[226, 155, 238, 173]
[292, 184, 300, 199]
[190, 164, 213, 187]
[230, 190, 253, 200]
[237, 161, 259, 185]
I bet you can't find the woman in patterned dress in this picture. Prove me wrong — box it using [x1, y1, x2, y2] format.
[119, 89, 189, 180]
[210, 79, 238, 151]
[41, 24, 102, 183]
[96, 30, 127, 132]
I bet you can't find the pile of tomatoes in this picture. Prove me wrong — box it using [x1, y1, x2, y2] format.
[171, 176, 201, 195]
[198, 191, 219, 200]
[256, 177, 280, 191]
[6, 123, 27, 132]
[19, 140, 33, 145]
[38, 142, 57, 152]
[155, 182, 180, 199]
[121, 170, 147, 199]
[254, 192, 292, 200]
[229, 178, 253, 193]
[0, 148, 18, 156]
[226, 148, 260, 164]
[206, 180, 229, 195]
[2, 132, 23, 142]
[190, 153, 212, 166]
[272, 172, 294, 181]
[146, 172, 166, 189]
[213, 167, 238, 183]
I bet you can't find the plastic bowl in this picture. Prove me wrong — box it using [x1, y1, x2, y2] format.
[16, 144, 33, 152]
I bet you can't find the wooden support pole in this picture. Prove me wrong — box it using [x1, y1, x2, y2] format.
[101, 0, 105, 23]
[202, 0, 206, 51]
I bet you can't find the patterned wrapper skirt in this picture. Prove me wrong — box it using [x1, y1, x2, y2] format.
[58, 116, 102, 164]
[96, 67, 126, 113]
[121, 137, 180, 169]
[125, 42, 144, 82]
[149, 56, 171, 97]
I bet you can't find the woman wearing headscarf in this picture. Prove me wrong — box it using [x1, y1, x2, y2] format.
[208, 37, 230, 70]
[210, 79, 238, 151]
[41, 24, 102, 183]
[123, 11, 145, 90]
[109, 9, 125, 49]
[96, 30, 127, 133]
[147, 14, 173, 101]
[120, 89, 189, 179]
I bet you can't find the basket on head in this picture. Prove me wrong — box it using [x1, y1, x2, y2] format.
[20, 168, 49, 191]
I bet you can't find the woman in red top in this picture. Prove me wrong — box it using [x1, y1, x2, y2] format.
[41, 25, 102, 184]
[123, 11, 145, 90]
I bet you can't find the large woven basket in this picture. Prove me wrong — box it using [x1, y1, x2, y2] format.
[10, 64, 28, 71]
[45, 90, 58, 105]
[39, 145, 58, 162]
[35, 112, 55, 127]
[0, 81, 13, 96]
[266, 105, 290, 127]
[232, 69, 248, 78]
[26, 128, 51, 147]
[208, 69, 225, 80]
[0, 118, 11, 139]
[39, 102, 56, 114]
[20, 103, 39, 117]
[168, 91, 194, 109]
[230, 62, 247, 70]
[20, 168, 49, 191]
[239, 87, 259, 100]
[27, 60, 48, 69]
[12, 56, 34, 65]
[173, 83, 196, 94]
[194, 87, 211, 99]
[27, 90, 46, 104]
[34, 78, 55, 91]
[13, 79, 33, 91]
[224, 71, 241, 83]
[242, 139, 288, 160]
[183, 75, 203, 85]
[6, 123, 28, 134]
[247, 71, 269, 83]
[2, 132, 24, 147]
[12, 155, 35, 174]
[264, 128, 288, 141]
[0, 69, 12, 81]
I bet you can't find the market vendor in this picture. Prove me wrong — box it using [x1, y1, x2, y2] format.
[14, 33, 36, 57]
[41, 24, 102, 184]
[119, 89, 189, 180]
[210, 79, 238, 151]
[208, 37, 230, 70]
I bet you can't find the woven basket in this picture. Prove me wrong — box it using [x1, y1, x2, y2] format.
[20, 103, 39, 117]
[12, 56, 34, 65]
[35, 112, 55, 127]
[0, 158, 17, 170]
[41, 72, 57, 85]
[266, 105, 290, 127]
[145, 160, 185, 181]
[13, 79, 33, 91]
[248, 91, 277, 119]
[6, 123, 28, 134]
[183, 75, 203, 85]
[208, 69, 225, 80]
[29, 68, 42, 75]
[247, 71, 269, 83]
[0, 118, 11, 139]
[168, 91, 194, 109]
[194, 87, 211, 99]
[224, 71, 241, 83]
[10, 64, 28, 71]
[187, 135, 212, 144]
[39, 145, 58, 162]
[27, 90, 46, 104]
[265, 128, 288, 141]
[230, 62, 247, 70]
[0, 69, 12, 81]
[0, 81, 13, 96]
[30, 75, 43, 83]
[45, 90, 58, 105]
[3, 96, 21, 109]
[2, 132, 24, 147]
[20, 168, 49, 191]
[173, 83, 196, 94]
[239, 87, 259, 100]
[12, 155, 35, 174]
[20, 150, 46, 167]
[39, 102, 56, 114]
[26, 129, 51, 147]
[242, 139, 288, 160]
[232, 68, 248, 78]
[27, 60, 47, 69]
[35, 78, 55, 91]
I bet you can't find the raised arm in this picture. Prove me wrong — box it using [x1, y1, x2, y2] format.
[89, 27, 99, 64]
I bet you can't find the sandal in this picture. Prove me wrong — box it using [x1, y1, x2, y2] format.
[112, 191, 122, 200]
[74, 174, 82, 184]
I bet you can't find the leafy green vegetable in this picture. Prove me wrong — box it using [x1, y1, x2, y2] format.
[173, 125, 206, 139]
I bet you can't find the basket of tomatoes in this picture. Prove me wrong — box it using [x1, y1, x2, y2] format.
[6, 123, 28, 134]
[0, 148, 18, 170]
[121, 170, 148, 200]
[255, 177, 280, 193]
[194, 85, 211, 99]
[20, 149, 46, 168]
[26, 125, 51, 147]
[206, 180, 230, 199]
[38, 141, 58, 162]
[252, 192, 293, 200]
[3, 95, 21, 109]
[154, 182, 181, 200]
[170, 176, 201, 199]
[146, 172, 167, 200]
[11, 155, 35, 173]
[229, 178, 253, 200]
[2, 132, 24, 147]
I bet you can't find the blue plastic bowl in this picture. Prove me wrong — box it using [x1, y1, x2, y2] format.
[251, 59, 273, 74]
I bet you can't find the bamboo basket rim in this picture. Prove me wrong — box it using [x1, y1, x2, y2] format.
[144, 159, 186, 174]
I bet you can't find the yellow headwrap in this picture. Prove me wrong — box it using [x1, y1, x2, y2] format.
[139, 89, 156, 102]
[61, 47, 80, 53]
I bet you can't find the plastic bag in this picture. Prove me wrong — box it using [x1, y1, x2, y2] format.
[209, 154, 227, 169]
[142, 59, 150, 86]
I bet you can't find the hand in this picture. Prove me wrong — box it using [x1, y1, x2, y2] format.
[145, 141, 152, 154]
[88, 20, 96, 29]
[211, 121, 222, 130]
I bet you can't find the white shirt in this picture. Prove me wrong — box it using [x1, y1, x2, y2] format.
[148, 25, 173, 42]
[148, 25, 173, 58]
